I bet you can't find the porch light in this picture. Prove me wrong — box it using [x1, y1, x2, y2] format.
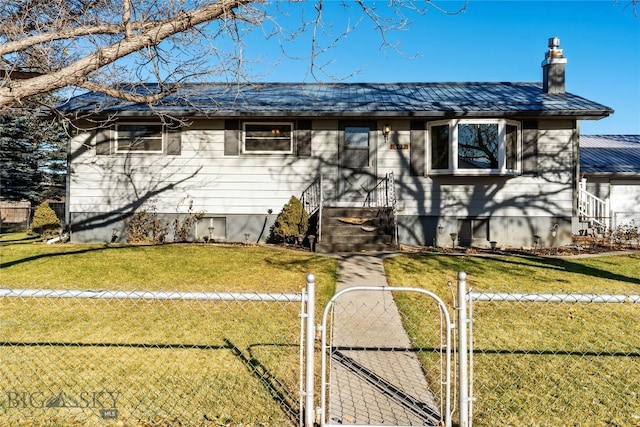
[271, 127, 281, 136]
[383, 124, 391, 142]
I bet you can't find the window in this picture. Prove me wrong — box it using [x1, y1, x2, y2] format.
[427, 119, 521, 175]
[430, 124, 449, 170]
[115, 124, 164, 153]
[458, 218, 490, 246]
[243, 122, 293, 154]
[343, 126, 371, 168]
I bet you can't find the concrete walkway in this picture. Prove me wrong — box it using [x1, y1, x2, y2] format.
[327, 253, 441, 426]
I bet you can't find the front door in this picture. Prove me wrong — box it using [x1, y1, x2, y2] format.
[338, 122, 377, 205]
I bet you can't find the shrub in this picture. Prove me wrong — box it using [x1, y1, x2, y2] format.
[126, 201, 168, 244]
[173, 199, 204, 242]
[30, 201, 60, 238]
[269, 196, 309, 244]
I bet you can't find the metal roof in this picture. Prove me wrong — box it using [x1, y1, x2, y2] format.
[59, 82, 613, 119]
[580, 135, 640, 175]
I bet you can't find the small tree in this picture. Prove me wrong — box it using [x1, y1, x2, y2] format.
[269, 196, 309, 244]
[30, 201, 61, 238]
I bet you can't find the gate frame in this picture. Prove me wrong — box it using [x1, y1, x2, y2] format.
[318, 286, 454, 427]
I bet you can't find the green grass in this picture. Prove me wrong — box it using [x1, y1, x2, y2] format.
[4, 239, 639, 426]
[0, 240, 337, 426]
[385, 253, 640, 427]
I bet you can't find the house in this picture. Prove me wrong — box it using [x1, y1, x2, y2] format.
[577, 135, 640, 233]
[62, 38, 613, 251]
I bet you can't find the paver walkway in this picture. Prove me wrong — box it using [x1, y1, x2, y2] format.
[327, 253, 441, 426]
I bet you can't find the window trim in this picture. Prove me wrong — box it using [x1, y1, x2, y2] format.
[427, 119, 522, 176]
[114, 123, 165, 154]
[242, 121, 294, 155]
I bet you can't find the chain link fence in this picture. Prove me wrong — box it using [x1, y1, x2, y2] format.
[0, 285, 315, 427]
[463, 287, 640, 426]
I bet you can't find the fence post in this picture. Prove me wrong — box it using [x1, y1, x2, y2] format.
[457, 271, 469, 427]
[304, 273, 316, 427]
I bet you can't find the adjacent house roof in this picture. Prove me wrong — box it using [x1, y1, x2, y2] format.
[580, 135, 640, 175]
[60, 82, 613, 119]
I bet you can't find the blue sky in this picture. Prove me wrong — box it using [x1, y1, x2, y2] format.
[240, 1, 639, 134]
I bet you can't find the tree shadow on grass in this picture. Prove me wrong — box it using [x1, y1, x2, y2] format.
[0, 244, 132, 269]
[1, 339, 302, 425]
[225, 338, 301, 426]
[398, 252, 640, 288]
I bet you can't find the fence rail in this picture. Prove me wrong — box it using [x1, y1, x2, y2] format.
[0, 277, 317, 427]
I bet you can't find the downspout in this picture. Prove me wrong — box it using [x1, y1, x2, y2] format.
[64, 121, 71, 238]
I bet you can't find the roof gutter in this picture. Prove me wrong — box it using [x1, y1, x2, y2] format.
[64, 108, 613, 120]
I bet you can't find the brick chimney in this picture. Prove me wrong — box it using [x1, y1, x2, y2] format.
[542, 37, 567, 94]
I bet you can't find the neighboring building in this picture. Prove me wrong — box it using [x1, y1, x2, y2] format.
[578, 135, 640, 232]
[62, 38, 613, 250]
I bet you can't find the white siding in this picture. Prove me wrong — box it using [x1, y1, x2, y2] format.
[69, 117, 578, 245]
[69, 120, 321, 217]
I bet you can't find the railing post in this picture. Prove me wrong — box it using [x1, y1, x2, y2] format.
[457, 271, 470, 427]
[304, 274, 316, 427]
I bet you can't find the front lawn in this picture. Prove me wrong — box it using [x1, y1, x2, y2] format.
[0, 241, 337, 426]
[385, 253, 640, 427]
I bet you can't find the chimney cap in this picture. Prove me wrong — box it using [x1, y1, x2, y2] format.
[542, 37, 566, 94]
[543, 36, 567, 65]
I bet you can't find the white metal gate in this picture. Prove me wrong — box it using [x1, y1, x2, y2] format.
[319, 286, 453, 427]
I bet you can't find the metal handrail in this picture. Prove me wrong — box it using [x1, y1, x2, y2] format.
[388, 172, 399, 245]
[300, 173, 324, 242]
[364, 172, 399, 245]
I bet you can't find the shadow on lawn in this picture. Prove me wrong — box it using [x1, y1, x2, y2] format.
[225, 338, 301, 425]
[0, 243, 131, 269]
[0, 339, 302, 425]
[489, 254, 640, 287]
[404, 252, 640, 288]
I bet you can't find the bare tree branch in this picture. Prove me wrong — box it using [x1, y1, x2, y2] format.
[0, 0, 253, 108]
[0, 0, 498, 112]
[79, 80, 173, 103]
[0, 24, 127, 56]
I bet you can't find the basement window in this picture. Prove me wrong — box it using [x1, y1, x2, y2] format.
[428, 119, 521, 175]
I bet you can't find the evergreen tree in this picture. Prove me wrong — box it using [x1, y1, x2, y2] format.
[0, 109, 67, 203]
[0, 114, 41, 202]
[30, 201, 61, 237]
[269, 196, 309, 243]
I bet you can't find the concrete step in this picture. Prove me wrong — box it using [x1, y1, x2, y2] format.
[315, 242, 399, 253]
[319, 206, 396, 253]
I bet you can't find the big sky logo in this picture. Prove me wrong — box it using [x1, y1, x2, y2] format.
[3, 390, 120, 411]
